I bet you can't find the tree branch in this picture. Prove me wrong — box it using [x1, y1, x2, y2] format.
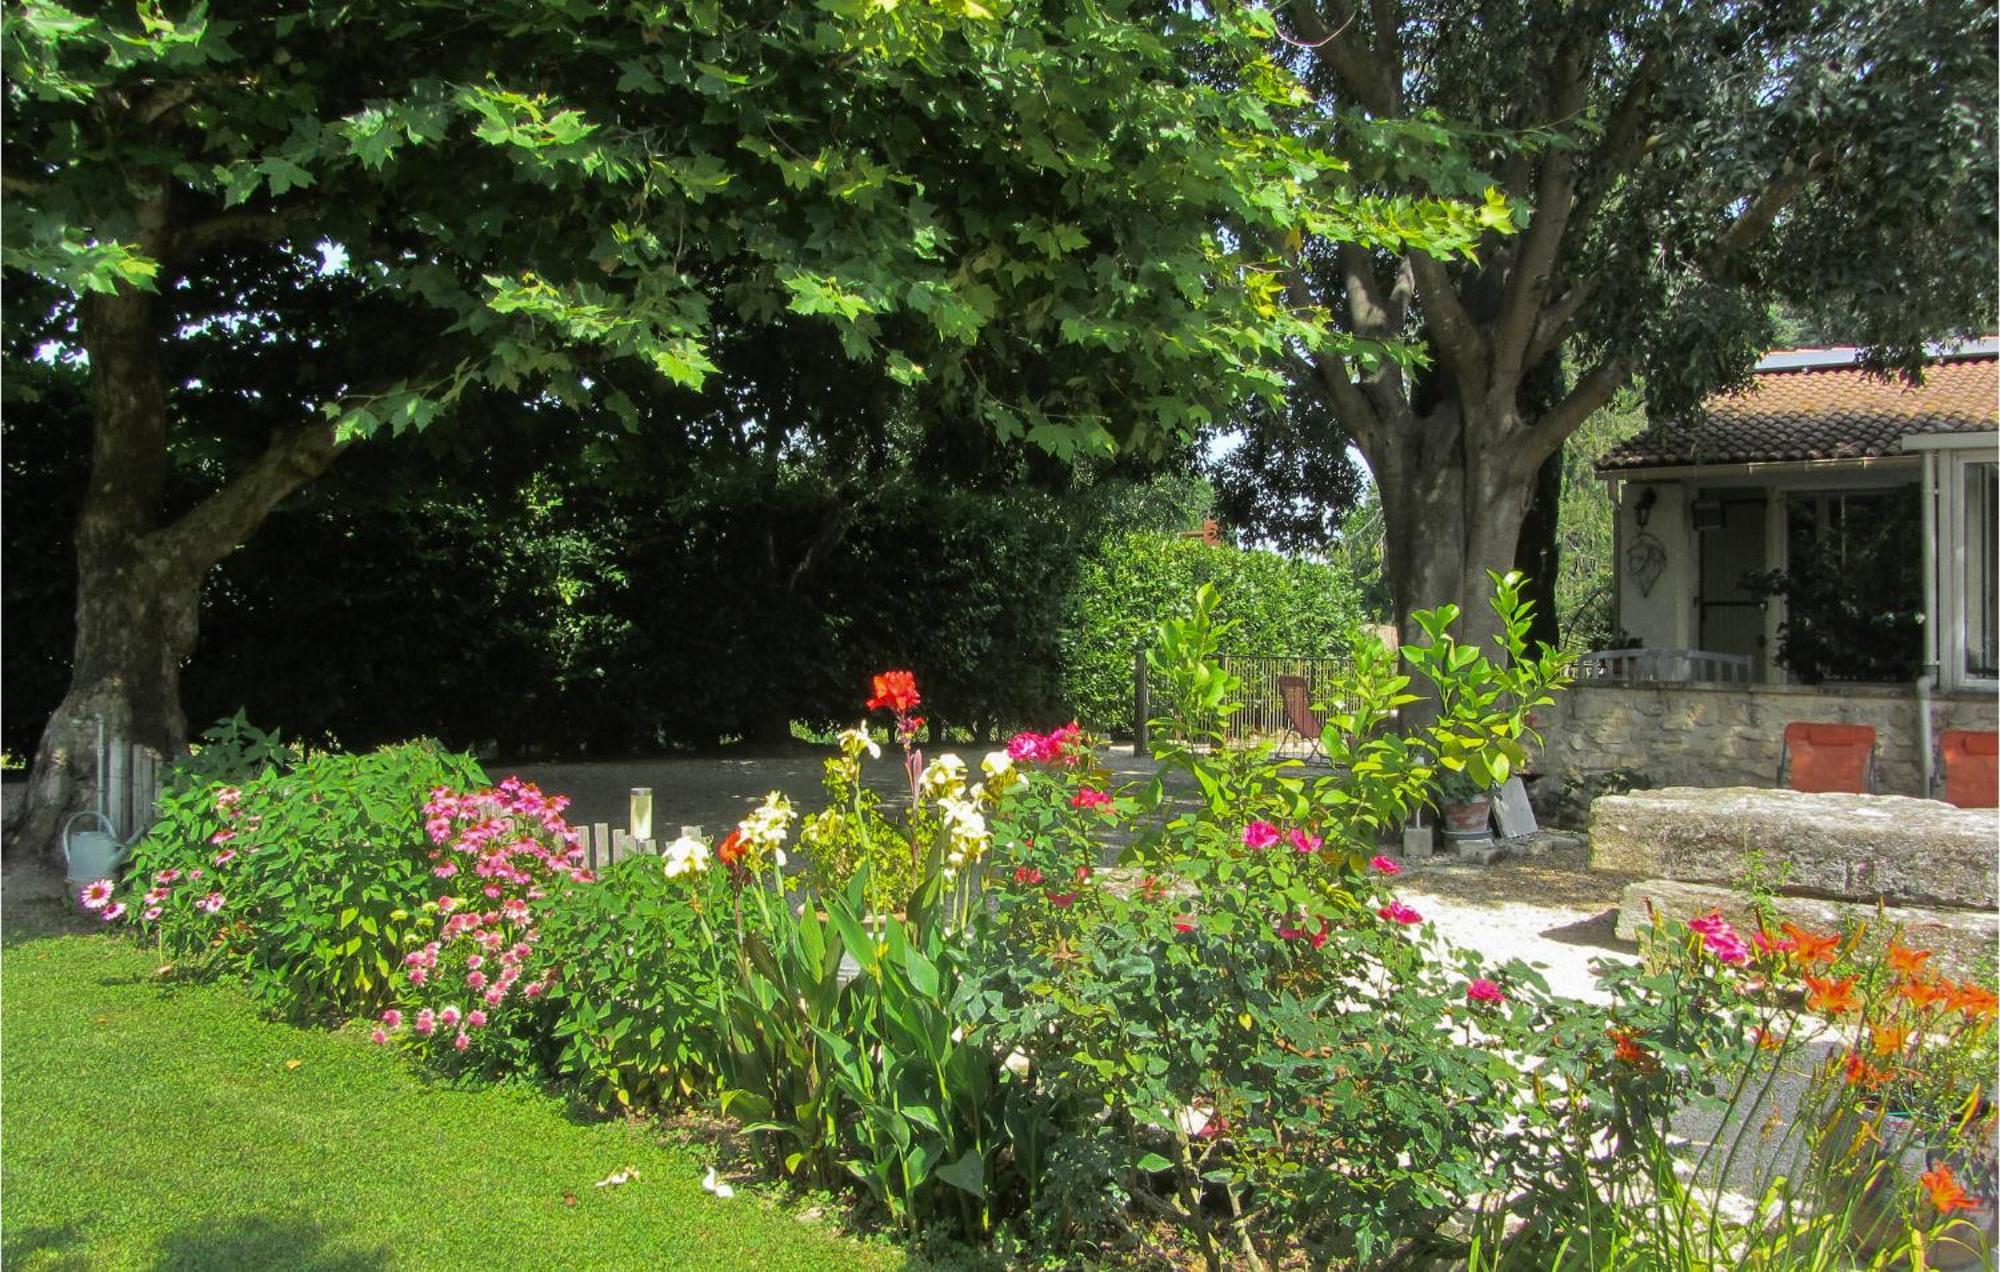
[1407, 251, 1487, 401]
[156, 420, 344, 571]
[1705, 155, 1821, 273]
[1289, 3, 1397, 114]
[171, 208, 315, 261]
[1340, 245, 1398, 338]
[1529, 353, 1634, 466]
[1522, 278, 1596, 370]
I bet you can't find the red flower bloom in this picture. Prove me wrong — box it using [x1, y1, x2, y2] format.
[1046, 891, 1077, 909]
[1921, 1163, 1978, 1214]
[1069, 788, 1112, 810]
[1013, 865, 1044, 887]
[716, 828, 747, 868]
[865, 670, 921, 715]
[1377, 901, 1423, 926]
[1173, 914, 1198, 933]
[1074, 865, 1093, 882]
[1466, 978, 1506, 1006]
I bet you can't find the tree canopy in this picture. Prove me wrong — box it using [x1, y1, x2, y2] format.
[1226, 0, 1995, 638]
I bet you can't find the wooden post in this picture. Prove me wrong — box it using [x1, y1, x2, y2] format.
[590, 823, 611, 873]
[1133, 648, 1150, 755]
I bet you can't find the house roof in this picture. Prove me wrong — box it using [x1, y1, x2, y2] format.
[1597, 341, 1999, 473]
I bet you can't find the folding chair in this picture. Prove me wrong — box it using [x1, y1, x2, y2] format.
[1276, 675, 1326, 763]
[1776, 722, 1877, 794]
[1936, 729, 1998, 808]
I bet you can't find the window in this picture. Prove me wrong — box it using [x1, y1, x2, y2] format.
[1961, 460, 1997, 682]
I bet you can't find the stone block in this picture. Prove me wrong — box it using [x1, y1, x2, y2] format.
[1590, 787, 1999, 909]
[1615, 879, 1999, 982]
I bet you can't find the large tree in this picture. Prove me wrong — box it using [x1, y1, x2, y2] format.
[3, 1, 1497, 863]
[1260, 0, 1994, 644]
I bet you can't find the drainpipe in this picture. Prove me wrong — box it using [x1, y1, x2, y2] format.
[1919, 449, 1939, 797]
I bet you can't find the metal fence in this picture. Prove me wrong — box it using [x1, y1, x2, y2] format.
[1135, 651, 1357, 752]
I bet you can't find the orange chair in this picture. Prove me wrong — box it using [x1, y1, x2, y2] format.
[1276, 675, 1325, 763]
[1777, 722, 1877, 794]
[1937, 730, 1999, 808]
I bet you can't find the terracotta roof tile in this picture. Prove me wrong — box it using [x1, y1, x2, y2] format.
[1598, 354, 1997, 472]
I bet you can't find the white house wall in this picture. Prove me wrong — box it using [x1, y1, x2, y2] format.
[1615, 479, 1693, 649]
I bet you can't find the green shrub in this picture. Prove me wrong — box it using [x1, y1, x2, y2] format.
[1061, 532, 1363, 735]
[125, 738, 486, 1020]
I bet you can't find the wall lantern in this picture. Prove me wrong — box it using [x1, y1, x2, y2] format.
[1633, 485, 1658, 528]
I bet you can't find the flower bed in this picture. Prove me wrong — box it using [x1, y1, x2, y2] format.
[83, 576, 1998, 1268]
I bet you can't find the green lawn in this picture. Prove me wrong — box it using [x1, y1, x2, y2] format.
[1, 904, 907, 1271]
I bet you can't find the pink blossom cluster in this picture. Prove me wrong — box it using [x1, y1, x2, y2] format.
[1687, 908, 1751, 966]
[1240, 821, 1322, 854]
[384, 778, 581, 1059]
[421, 776, 593, 897]
[1006, 722, 1084, 766]
[1276, 915, 1332, 949]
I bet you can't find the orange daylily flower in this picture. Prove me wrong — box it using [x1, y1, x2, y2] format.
[1608, 1027, 1657, 1071]
[1948, 982, 1999, 1019]
[1781, 923, 1841, 965]
[1804, 974, 1860, 1015]
[1841, 1050, 1890, 1089]
[1898, 976, 1951, 1011]
[1870, 1026, 1909, 1057]
[1919, 1162, 1978, 1214]
[1753, 1025, 1788, 1051]
[1885, 941, 1932, 976]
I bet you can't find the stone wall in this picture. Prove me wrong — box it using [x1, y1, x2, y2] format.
[1531, 681, 1997, 802]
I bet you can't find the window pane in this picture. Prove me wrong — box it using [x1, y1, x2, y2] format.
[1966, 461, 1998, 680]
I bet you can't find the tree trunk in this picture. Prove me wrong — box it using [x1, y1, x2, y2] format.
[1514, 449, 1564, 652]
[7, 273, 341, 873]
[1369, 403, 1535, 658]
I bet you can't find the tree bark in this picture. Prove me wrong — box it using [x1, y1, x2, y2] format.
[7, 274, 341, 872]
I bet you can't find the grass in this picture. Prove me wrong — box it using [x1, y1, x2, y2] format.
[1, 902, 908, 1272]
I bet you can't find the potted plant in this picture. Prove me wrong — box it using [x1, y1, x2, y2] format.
[1433, 769, 1496, 853]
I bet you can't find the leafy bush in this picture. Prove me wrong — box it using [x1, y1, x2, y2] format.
[1061, 531, 1363, 736]
[124, 739, 487, 1019]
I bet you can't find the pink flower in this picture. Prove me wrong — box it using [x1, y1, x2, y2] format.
[101, 902, 127, 922]
[1688, 909, 1751, 965]
[370, 1028, 389, 1045]
[156, 869, 181, 884]
[189, 868, 203, 880]
[381, 1009, 403, 1028]
[143, 906, 162, 921]
[145, 887, 168, 903]
[438, 895, 460, 913]
[1075, 865, 1093, 883]
[1070, 788, 1113, 810]
[79, 879, 115, 910]
[1046, 892, 1077, 909]
[1242, 821, 1280, 850]
[453, 1031, 470, 1052]
[1013, 866, 1044, 887]
[465, 954, 484, 970]
[1287, 828, 1323, 854]
[1753, 930, 1795, 957]
[213, 848, 236, 866]
[215, 787, 243, 811]
[524, 981, 546, 1000]
[197, 891, 225, 914]
[408, 967, 428, 986]
[440, 1006, 461, 1028]
[1370, 855, 1402, 876]
[1377, 901, 1423, 926]
[415, 1009, 436, 1036]
[210, 827, 235, 845]
[466, 971, 487, 991]
[467, 1009, 488, 1028]
[484, 986, 505, 1005]
[1467, 978, 1506, 1006]
[434, 862, 459, 879]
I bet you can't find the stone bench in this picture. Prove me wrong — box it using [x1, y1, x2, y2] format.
[1592, 787, 1999, 980]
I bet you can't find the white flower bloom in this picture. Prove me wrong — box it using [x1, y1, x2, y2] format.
[837, 725, 881, 760]
[938, 795, 987, 845]
[980, 750, 1013, 779]
[919, 753, 968, 797]
[738, 791, 795, 849]
[1002, 1049, 1032, 1078]
[663, 835, 710, 878]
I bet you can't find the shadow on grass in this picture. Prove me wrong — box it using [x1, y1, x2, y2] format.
[150, 1214, 391, 1271]
[2, 1222, 89, 1269]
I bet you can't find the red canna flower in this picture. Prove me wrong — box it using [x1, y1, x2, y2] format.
[1046, 891, 1077, 909]
[865, 670, 921, 715]
[1012, 865, 1043, 887]
[716, 828, 747, 868]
